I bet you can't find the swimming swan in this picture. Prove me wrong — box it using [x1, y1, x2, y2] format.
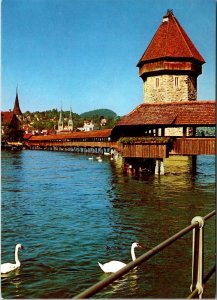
[98, 242, 142, 273]
[1, 244, 24, 274]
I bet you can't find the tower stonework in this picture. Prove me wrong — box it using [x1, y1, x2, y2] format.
[137, 10, 205, 103]
[143, 74, 197, 103]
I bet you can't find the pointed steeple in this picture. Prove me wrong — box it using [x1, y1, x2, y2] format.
[68, 107, 73, 131]
[13, 87, 22, 117]
[58, 106, 64, 131]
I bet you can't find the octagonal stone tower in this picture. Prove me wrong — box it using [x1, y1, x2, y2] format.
[137, 10, 205, 103]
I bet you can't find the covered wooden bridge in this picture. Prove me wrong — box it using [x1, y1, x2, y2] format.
[24, 129, 117, 154]
[25, 101, 215, 157]
[24, 100, 215, 173]
[111, 100, 215, 174]
[112, 100, 215, 158]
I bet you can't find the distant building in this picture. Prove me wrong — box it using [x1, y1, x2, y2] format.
[57, 107, 74, 133]
[76, 120, 96, 131]
[57, 108, 64, 132]
[100, 116, 107, 127]
[68, 108, 73, 131]
[13, 88, 23, 120]
[83, 120, 94, 131]
[1, 90, 23, 141]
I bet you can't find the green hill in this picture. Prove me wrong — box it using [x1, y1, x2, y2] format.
[80, 109, 117, 119]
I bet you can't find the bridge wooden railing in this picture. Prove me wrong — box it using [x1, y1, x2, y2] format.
[25, 135, 215, 157]
[118, 137, 215, 158]
[26, 140, 118, 149]
[119, 142, 168, 158]
[171, 138, 215, 155]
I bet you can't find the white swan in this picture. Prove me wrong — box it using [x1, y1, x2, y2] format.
[1, 244, 24, 274]
[98, 242, 142, 273]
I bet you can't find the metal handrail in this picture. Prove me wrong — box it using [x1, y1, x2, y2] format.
[74, 210, 215, 299]
[203, 265, 216, 284]
[187, 265, 216, 298]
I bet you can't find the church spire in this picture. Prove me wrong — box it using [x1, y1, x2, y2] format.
[68, 107, 73, 131]
[13, 87, 22, 119]
[58, 106, 64, 131]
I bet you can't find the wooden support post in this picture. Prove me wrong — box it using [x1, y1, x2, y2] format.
[183, 126, 187, 137]
[191, 155, 197, 174]
[192, 127, 196, 137]
[155, 159, 164, 175]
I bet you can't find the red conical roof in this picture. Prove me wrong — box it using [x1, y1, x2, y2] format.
[137, 10, 205, 67]
[13, 90, 22, 116]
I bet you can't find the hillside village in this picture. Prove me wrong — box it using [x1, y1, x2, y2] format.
[1, 91, 121, 142]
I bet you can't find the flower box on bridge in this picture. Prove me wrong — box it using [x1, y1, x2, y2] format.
[118, 137, 171, 158]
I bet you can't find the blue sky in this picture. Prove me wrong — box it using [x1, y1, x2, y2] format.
[2, 0, 216, 116]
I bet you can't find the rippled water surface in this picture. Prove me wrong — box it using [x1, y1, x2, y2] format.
[1, 150, 215, 298]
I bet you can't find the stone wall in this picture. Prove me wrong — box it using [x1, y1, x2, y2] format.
[143, 74, 197, 103]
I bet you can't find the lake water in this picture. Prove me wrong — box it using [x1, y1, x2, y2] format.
[1, 150, 215, 298]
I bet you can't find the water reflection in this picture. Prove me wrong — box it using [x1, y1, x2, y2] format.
[1, 269, 23, 298]
[98, 269, 140, 298]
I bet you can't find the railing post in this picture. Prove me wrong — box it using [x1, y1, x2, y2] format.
[190, 216, 204, 299]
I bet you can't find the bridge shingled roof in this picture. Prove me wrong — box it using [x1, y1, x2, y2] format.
[116, 101, 216, 126]
[28, 128, 112, 141]
[137, 10, 205, 66]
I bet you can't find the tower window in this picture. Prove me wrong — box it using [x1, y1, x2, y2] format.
[174, 77, 179, 87]
[156, 78, 160, 88]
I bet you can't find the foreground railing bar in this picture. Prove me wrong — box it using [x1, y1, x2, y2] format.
[187, 264, 216, 299]
[75, 211, 215, 299]
[75, 224, 196, 298]
[203, 210, 215, 221]
[187, 288, 199, 299]
[203, 264, 216, 285]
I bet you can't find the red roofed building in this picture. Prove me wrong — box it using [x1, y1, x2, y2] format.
[137, 10, 205, 103]
[1, 111, 23, 142]
[1, 90, 24, 142]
